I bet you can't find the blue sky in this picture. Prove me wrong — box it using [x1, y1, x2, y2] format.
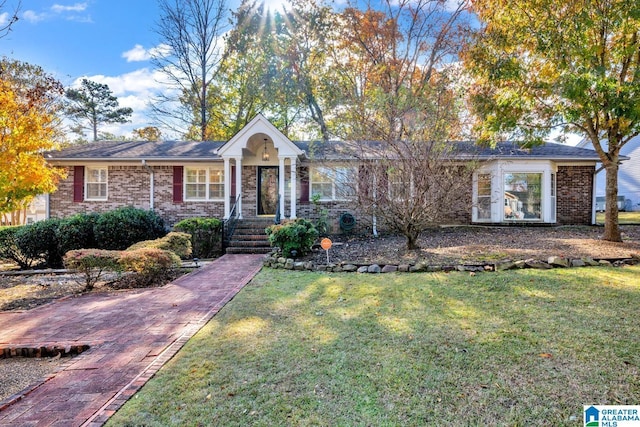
[1, 1, 197, 138]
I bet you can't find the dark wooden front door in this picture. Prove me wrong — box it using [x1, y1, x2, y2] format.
[258, 167, 278, 215]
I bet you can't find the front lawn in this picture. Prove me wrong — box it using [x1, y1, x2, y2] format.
[596, 211, 640, 224]
[108, 266, 640, 426]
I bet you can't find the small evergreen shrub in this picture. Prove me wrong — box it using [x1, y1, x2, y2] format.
[174, 217, 222, 258]
[57, 213, 99, 254]
[63, 249, 121, 291]
[118, 247, 181, 286]
[15, 218, 64, 268]
[266, 218, 318, 258]
[0, 226, 33, 269]
[94, 206, 166, 250]
[127, 232, 192, 259]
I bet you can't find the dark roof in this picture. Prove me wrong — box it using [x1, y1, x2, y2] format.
[46, 140, 225, 161]
[46, 139, 601, 162]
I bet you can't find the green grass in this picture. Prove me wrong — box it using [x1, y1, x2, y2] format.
[108, 266, 640, 426]
[596, 211, 640, 224]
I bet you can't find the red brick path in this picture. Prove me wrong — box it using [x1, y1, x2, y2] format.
[0, 254, 264, 426]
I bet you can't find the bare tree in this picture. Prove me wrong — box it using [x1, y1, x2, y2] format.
[325, 0, 475, 249]
[0, 0, 19, 38]
[152, 0, 229, 140]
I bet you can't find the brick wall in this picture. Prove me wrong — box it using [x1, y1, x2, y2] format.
[49, 166, 224, 227]
[556, 165, 593, 225]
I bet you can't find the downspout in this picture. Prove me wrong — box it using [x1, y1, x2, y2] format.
[142, 160, 154, 210]
[372, 169, 378, 237]
[592, 164, 605, 225]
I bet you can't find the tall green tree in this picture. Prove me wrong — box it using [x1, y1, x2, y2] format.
[464, 0, 640, 242]
[65, 79, 133, 142]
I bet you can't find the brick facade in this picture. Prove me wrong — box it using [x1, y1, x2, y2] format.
[556, 165, 593, 225]
[48, 163, 593, 231]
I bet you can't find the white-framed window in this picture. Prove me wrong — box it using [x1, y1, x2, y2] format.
[476, 173, 492, 221]
[503, 172, 542, 220]
[86, 166, 108, 200]
[310, 166, 356, 201]
[185, 166, 224, 201]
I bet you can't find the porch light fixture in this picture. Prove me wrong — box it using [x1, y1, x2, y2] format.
[262, 138, 270, 162]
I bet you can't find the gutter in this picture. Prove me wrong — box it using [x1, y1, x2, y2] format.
[141, 160, 154, 210]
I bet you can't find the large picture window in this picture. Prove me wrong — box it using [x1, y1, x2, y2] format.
[185, 167, 224, 201]
[85, 167, 107, 200]
[310, 166, 356, 201]
[503, 173, 542, 220]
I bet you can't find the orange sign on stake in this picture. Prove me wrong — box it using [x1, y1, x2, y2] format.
[320, 238, 332, 264]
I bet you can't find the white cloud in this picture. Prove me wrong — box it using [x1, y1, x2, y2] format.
[122, 44, 172, 62]
[51, 3, 88, 13]
[0, 12, 8, 26]
[22, 10, 47, 23]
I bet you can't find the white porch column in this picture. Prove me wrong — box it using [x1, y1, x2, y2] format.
[290, 157, 297, 219]
[279, 156, 286, 219]
[235, 156, 243, 219]
[223, 157, 231, 219]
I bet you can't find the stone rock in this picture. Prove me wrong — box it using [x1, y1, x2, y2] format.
[357, 266, 369, 273]
[484, 265, 494, 271]
[305, 262, 314, 270]
[294, 262, 306, 271]
[342, 264, 358, 272]
[598, 259, 612, 266]
[277, 257, 286, 264]
[427, 265, 443, 272]
[284, 259, 294, 270]
[548, 256, 569, 268]
[381, 265, 397, 273]
[315, 265, 327, 271]
[368, 264, 381, 273]
[398, 264, 411, 272]
[332, 266, 343, 272]
[584, 258, 600, 266]
[525, 259, 552, 269]
[571, 259, 586, 267]
[495, 261, 516, 271]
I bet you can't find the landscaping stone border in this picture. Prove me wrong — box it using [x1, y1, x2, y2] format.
[263, 253, 639, 273]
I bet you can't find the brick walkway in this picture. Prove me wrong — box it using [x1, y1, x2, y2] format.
[0, 254, 264, 426]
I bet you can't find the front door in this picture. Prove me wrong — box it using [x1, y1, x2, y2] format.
[258, 167, 278, 215]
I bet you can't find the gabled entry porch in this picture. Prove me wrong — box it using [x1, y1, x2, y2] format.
[217, 114, 304, 222]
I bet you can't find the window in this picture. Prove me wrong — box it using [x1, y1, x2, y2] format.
[185, 167, 224, 201]
[477, 173, 492, 220]
[503, 173, 542, 220]
[311, 166, 355, 200]
[86, 167, 107, 200]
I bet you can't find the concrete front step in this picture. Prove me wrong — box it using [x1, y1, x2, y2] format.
[225, 218, 274, 254]
[226, 246, 273, 254]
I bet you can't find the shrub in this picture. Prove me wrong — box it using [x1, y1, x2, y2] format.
[174, 217, 222, 258]
[57, 213, 99, 254]
[0, 226, 34, 269]
[94, 206, 166, 250]
[118, 247, 181, 286]
[266, 218, 318, 258]
[127, 232, 192, 259]
[15, 218, 64, 268]
[63, 249, 121, 291]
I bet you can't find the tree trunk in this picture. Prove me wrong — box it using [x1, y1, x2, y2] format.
[603, 160, 622, 242]
[405, 230, 420, 250]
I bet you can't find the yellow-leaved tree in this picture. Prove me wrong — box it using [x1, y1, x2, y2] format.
[0, 59, 67, 225]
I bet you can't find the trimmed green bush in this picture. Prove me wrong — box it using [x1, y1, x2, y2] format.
[118, 247, 181, 286]
[94, 206, 166, 250]
[174, 217, 222, 258]
[57, 213, 99, 254]
[127, 232, 192, 259]
[63, 249, 122, 291]
[266, 218, 318, 258]
[0, 226, 33, 269]
[15, 218, 64, 268]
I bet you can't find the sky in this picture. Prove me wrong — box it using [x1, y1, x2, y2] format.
[0, 0, 243, 139]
